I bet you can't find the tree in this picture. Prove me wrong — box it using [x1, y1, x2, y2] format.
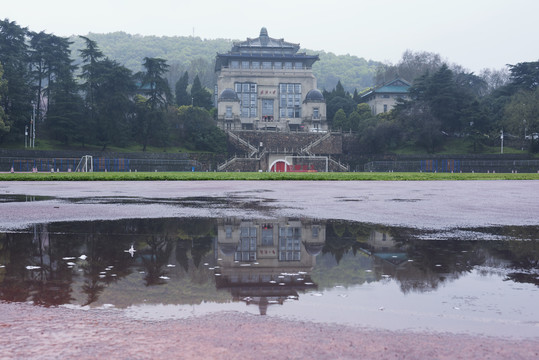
[347, 111, 360, 132]
[92, 59, 135, 148]
[191, 74, 213, 110]
[428, 64, 461, 132]
[79, 36, 105, 145]
[0, 63, 11, 137]
[0, 19, 32, 143]
[176, 105, 226, 152]
[139, 57, 171, 110]
[508, 60, 539, 91]
[504, 89, 539, 145]
[175, 71, 190, 106]
[46, 59, 83, 145]
[332, 109, 347, 131]
[136, 57, 171, 150]
[375, 50, 443, 84]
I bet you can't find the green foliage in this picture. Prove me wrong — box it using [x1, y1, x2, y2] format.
[1, 171, 538, 182]
[375, 50, 443, 84]
[175, 71, 190, 106]
[332, 109, 347, 131]
[507, 60, 539, 91]
[67, 33, 379, 92]
[0, 19, 33, 143]
[190, 74, 213, 110]
[0, 63, 11, 136]
[504, 88, 539, 145]
[176, 105, 226, 152]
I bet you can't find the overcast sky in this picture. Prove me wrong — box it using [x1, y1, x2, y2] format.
[3, 0, 538, 73]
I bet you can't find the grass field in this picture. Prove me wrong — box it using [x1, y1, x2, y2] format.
[1, 171, 538, 181]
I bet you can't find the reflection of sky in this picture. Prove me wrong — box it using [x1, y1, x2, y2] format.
[119, 269, 538, 339]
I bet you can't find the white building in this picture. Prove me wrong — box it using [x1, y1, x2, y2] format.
[215, 28, 327, 132]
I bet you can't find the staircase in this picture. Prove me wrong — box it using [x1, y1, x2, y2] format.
[300, 131, 332, 156]
[226, 131, 259, 158]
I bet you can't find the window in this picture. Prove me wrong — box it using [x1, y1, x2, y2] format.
[231, 60, 239, 69]
[226, 226, 232, 238]
[295, 62, 303, 69]
[251, 61, 260, 69]
[285, 62, 293, 69]
[274, 61, 282, 69]
[312, 226, 319, 238]
[242, 61, 250, 69]
[279, 83, 302, 119]
[235, 82, 258, 118]
[261, 225, 273, 246]
[262, 61, 272, 69]
[262, 99, 274, 120]
[383, 104, 388, 113]
[236, 227, 257, 262]
[313, 108, 320, 119]
[225, 106, 232, 119]
[279, 227, 301, 261]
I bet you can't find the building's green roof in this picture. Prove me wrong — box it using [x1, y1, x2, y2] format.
[360, 77, 411, 98]
[375, 85, 410, 94]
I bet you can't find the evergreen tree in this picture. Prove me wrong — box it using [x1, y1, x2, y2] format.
[332, 109, 347, 131]
[0, 19, 32, 143]
[79, 36, 105, 144]
[0, 63, 11, 137]
[191, 74, 213, 110]
[175, 71, 190, 106]
[177, 105, 225, 152]
[93, 59, 135, 148]
[46, 60, 83, 145]
[136, 57, 171, 150]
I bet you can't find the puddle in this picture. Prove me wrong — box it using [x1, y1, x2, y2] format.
[0, 217, 537, 338]
[0, 195, 54, 203]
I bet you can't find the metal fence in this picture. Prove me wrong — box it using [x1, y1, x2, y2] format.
[364, 159, 539, 173]
[2, 157, 202, 172]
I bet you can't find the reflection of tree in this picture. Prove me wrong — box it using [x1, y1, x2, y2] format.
[174, 218, 216, 273]
[322, 221, 371, 264]
[142, 235, 173, 286]
[191, 236, 213, 269]
[487, 238, 539, 287]
[175, 240, 189, 272]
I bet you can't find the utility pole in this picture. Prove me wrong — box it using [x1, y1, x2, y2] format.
[31, 103, 36, 148]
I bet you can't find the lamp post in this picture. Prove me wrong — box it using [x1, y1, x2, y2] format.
[500, 129, 504, 154]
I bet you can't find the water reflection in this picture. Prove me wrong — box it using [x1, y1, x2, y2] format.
[215, 218, 322, 314]
[0, 217, 537, 312]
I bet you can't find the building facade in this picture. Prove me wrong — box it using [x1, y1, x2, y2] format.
[361, 77, 411, 115]
[215, 28, 327, 132]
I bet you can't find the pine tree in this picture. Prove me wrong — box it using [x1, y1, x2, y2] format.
[175, 71, 190, 106]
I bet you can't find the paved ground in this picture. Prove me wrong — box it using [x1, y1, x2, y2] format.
[0, 180, 538, 230]
[1, 180, 538, 359]
[1, 302, 538, 360]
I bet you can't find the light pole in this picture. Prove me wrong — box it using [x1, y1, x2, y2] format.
[500, 129, 504, 154]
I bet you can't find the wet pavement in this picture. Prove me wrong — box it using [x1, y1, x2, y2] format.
[0, 180, 538, 358]
[0, 180, 538, 230]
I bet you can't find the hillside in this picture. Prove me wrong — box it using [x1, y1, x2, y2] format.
[69, 32, 379, 92]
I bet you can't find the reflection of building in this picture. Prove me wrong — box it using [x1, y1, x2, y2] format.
[360, 230, 409, 268]
[215, 217, 325, 314]
[361, 77, 411, 115]
[215, 28, 327, 132]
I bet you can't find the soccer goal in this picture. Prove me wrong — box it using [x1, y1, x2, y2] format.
[283, 155, 329, 172]
[75, 155, 93, 172]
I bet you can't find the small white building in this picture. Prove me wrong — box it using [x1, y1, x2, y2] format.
[361, 77, 411, 115]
